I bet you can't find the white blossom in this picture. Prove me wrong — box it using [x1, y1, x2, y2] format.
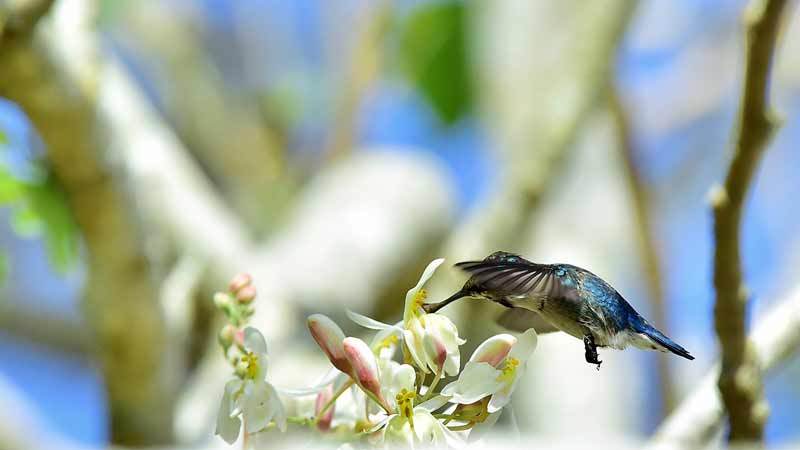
[441, 329, 537, 413]
[215, 327, 286, 444]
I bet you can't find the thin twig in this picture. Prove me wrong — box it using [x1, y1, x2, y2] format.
[609, 86, 676, 415]
[315, 379, 354, 424]
[647, 285, 800, 450]
[322, 0, 390, 162]
[710, 0, 791, 443]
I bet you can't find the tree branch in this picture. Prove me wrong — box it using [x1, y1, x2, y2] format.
[117, 4, 291, 231]
[321, 0, 389, 162]
[0, 0, 172, 443]
[648, 286, 800, 449]
[0, 0, 53, 40]
[710, 0, 791, 442]
[609, 86, 676, 416]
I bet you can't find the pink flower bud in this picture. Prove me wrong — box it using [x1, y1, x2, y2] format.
[235, 285, 257, 304]
[307, 314, 352, 375]
[233, 328, 245, 348]
[469, 334, 517, 368]
[228, 273, 252, 294]
[218, 324, 236, 348]
[315, 384, 335, 431]
[342, 337, 390, 411]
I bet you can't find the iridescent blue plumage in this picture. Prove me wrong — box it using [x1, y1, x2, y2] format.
[424, 251, 694, 367]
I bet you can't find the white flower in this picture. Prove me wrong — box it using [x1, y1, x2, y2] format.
[378, 361, 416, 411]
[215, 327, 286, 444]
[370, 370, 461, 449]
[440, 330, 537, 413]
[402, 259, 464, 376]
[347, 258, 464, 377]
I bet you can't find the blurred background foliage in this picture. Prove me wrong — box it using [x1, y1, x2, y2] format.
[0, 0, 799, 448]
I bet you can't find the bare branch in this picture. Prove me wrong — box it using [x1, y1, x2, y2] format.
[0, 0, 178, 444]
[0, 0, 248, 442]
[710, 0, 791, 442]
[609, 87, 676, 415]
[648, 286, 800, 449]
[0, 0, 54, 39]
[118, 4, 291, 229]
[321, 1, 389, 162]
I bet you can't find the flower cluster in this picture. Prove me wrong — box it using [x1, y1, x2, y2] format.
[213, 274, 286, 445]
[213, 259, 538, 448]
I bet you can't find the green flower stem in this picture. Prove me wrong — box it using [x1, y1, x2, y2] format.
[419, 366, 444, 403]
[315, 379, 354, 425]
[363, 388, 393, 415]
[287, 416, 314, 426]
[447, 422, 476, 432]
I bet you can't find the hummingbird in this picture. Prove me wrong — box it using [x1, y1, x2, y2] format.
[423, 251, 694, 368]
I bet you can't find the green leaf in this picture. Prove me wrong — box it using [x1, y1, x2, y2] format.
[0, 167, 24, 204]
[0, 129, 7, 145]
[24, 177, 78, 273]
[399, 1, 473, 125]
[10, 206, 42, 236]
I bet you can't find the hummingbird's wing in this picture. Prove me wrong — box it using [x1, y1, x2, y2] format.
[454, 254, 572, 300]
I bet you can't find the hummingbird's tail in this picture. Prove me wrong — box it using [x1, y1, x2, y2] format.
[636, 321, 695, 360]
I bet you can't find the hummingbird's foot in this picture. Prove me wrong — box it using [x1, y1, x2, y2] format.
[583, 334, 602, 370]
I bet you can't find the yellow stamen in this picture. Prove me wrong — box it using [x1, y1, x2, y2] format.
[497, 357, 520, 383]
[242, 352, 259, 379]
[379, 334, 398, 350]
[413, 289, 428, 309]
[395, 389, 416, 425]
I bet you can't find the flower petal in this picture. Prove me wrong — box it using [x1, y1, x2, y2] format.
[242, 381, 270, 433]
[440, 362, 504, 405]
[215, 381, 242, 444]
[370, 326, 401, 359]
[416, 395, 450, 412]
[467, 410, 501, 443]
[255, 353, 269, 380]
[243, 380, 286, 434]
[267, 382, 287, 432]
[403, 327, 429, 373]
[423, 331, 447, 373]
[366, 414, 396, 433]
[307, 314, 352, 375]
[243, 327, 268, 355]
[403, 258, 445, 322]
[393, 364, 416, 394]
[315, 385, 335, 431]
[508, 328, 538, 362]
[342, 337, 389, 410]
[469, 334, 517, 367]
[346, 309, 394, 330]
[278, 369, 343, 396]
[487, 388, 510, 413]
[383, 415, 414, 448]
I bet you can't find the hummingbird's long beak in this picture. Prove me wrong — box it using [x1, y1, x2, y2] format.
[422, 290, 470, 314]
